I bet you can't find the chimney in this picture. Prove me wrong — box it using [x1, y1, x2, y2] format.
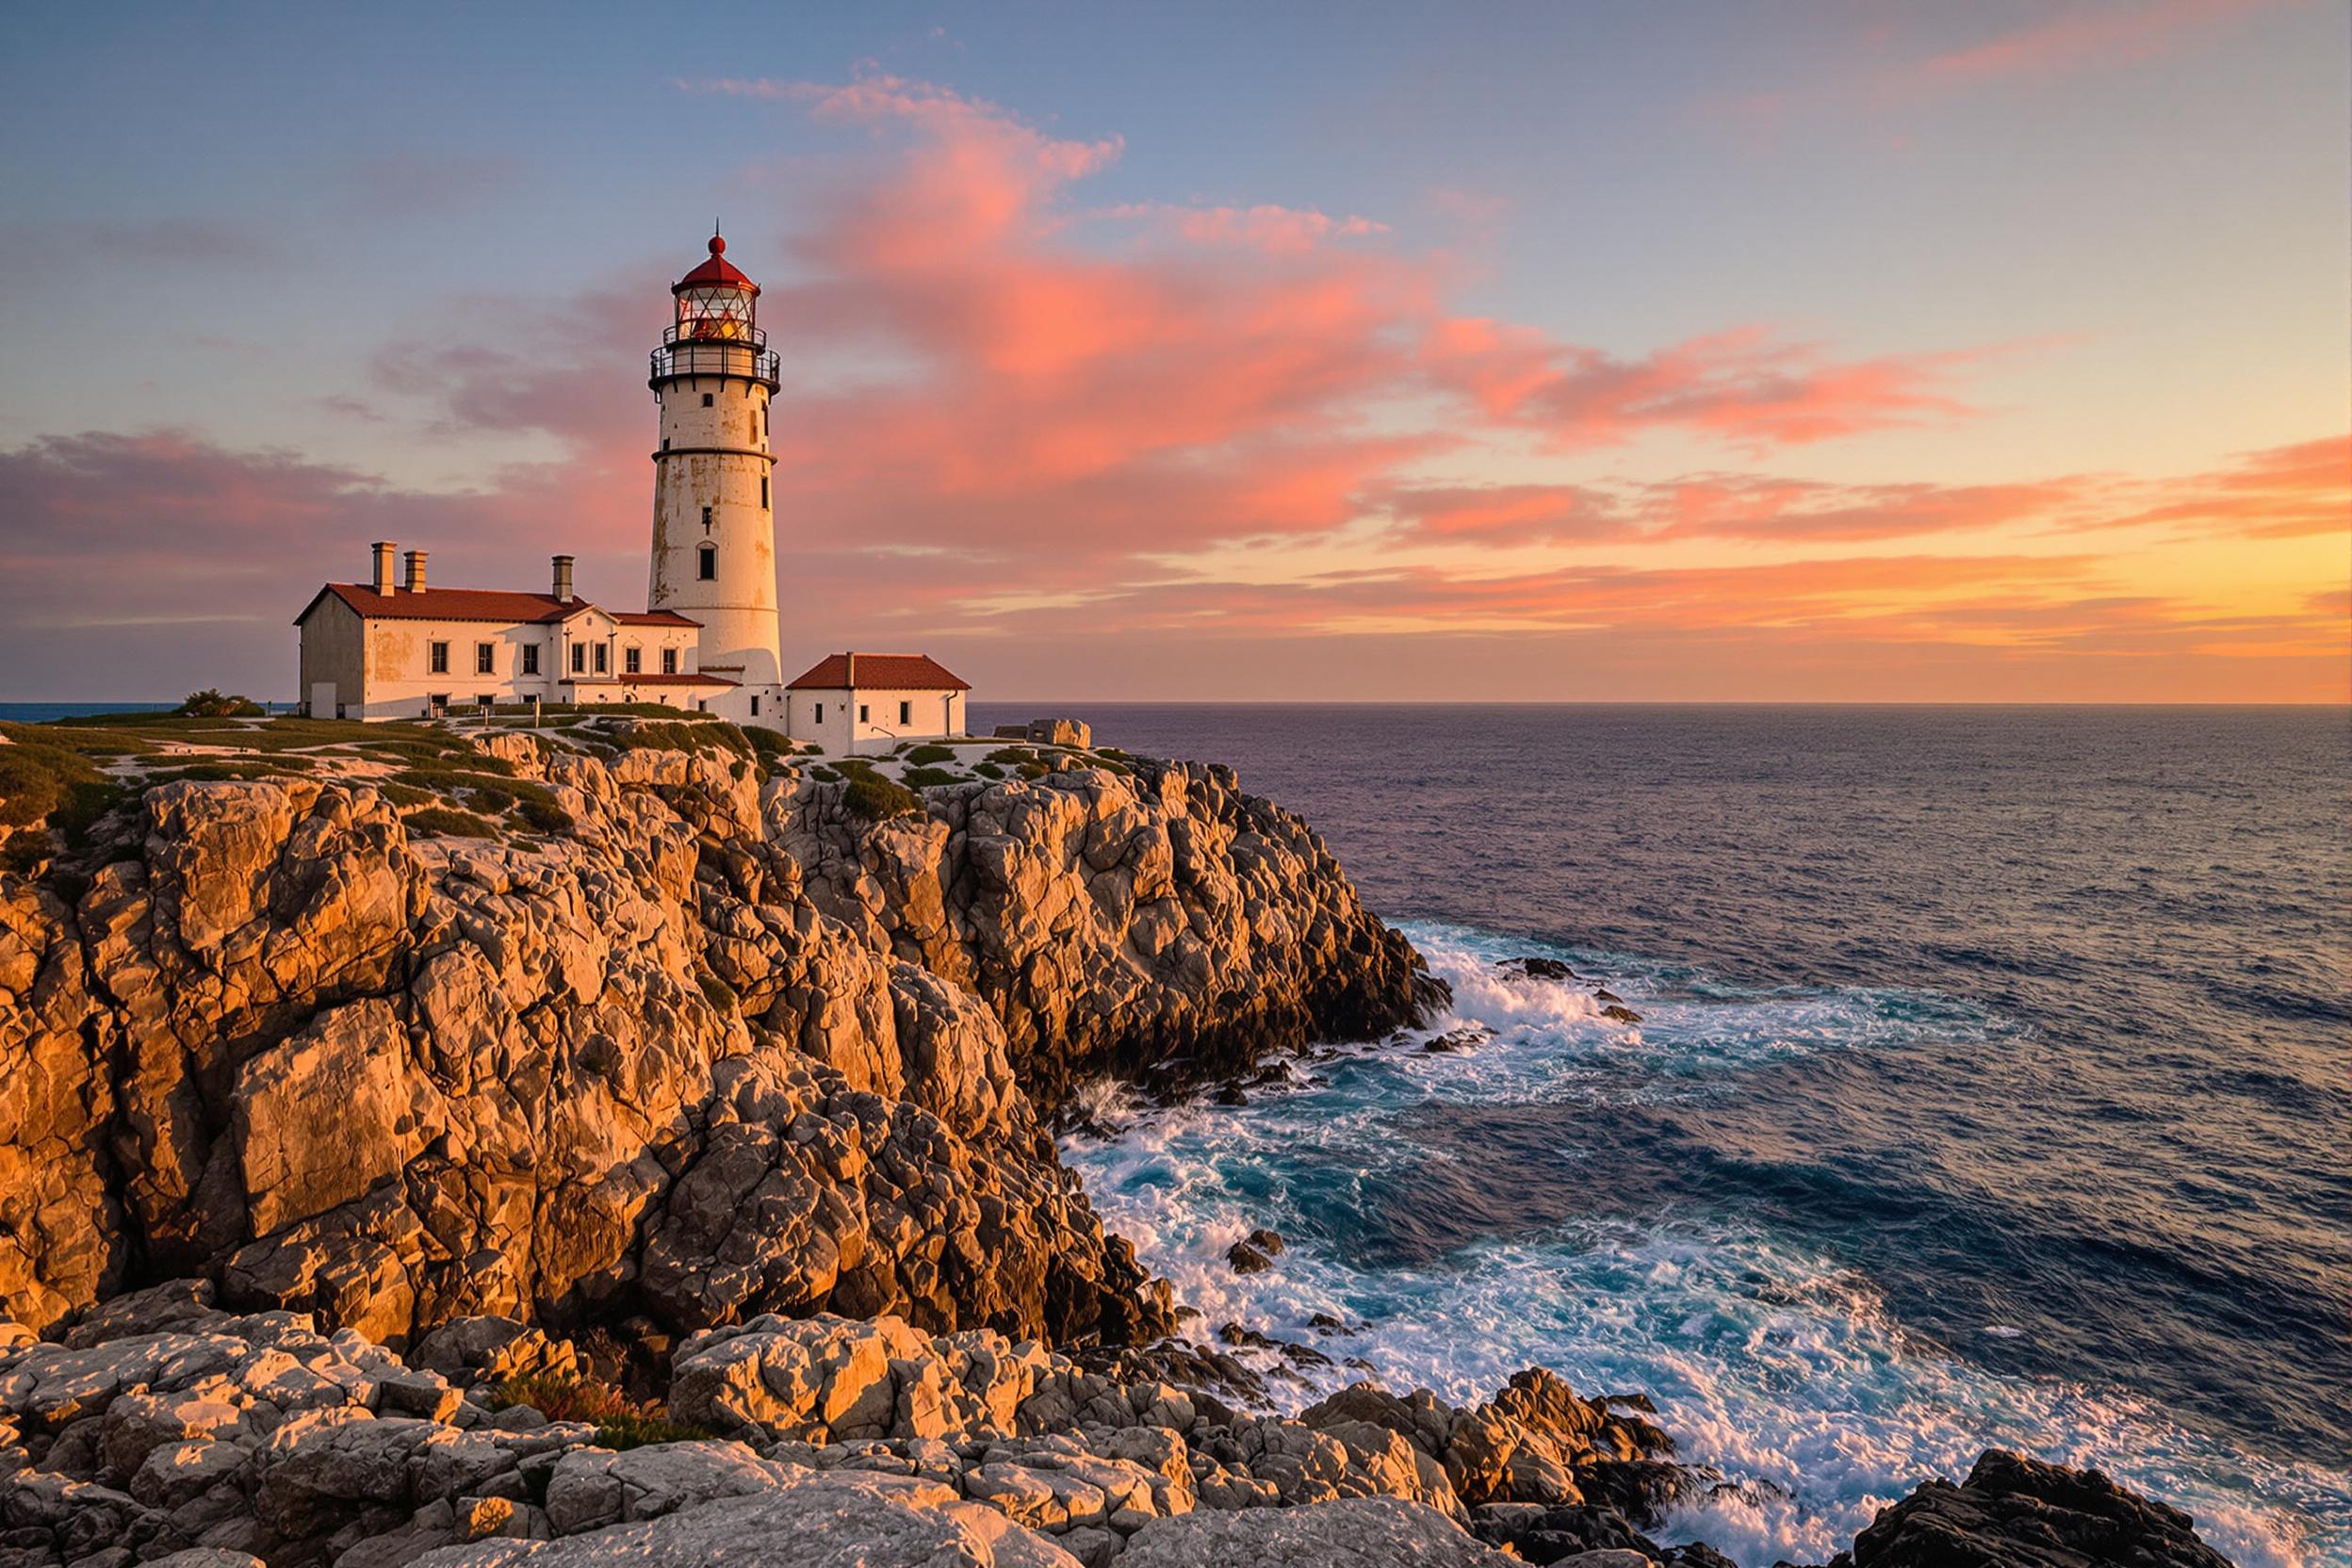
[403, 549, 428, 595]
[371, 541, 397, 595]
[551, 554, 575, 604]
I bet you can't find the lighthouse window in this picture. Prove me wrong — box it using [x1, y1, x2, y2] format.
[429, 641, 449, 675]
[475, 643, 495, 676]
[760, 477, 769, 509]
[624, 646, 641, 675]
[700, 506, 712, 531]
[701, 393, 713, 407]
[697, 544, 716, 580]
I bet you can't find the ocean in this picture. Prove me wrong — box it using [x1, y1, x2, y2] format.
[968, 704, 2350, 1568]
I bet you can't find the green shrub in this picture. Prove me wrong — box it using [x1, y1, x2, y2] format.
[744, 727, 795, 764]
[842, 772, 922, 823]
[808, 765, 841, 782]
[1017, 762, 1049, 781]
[595, 1411, 719, 1450]
[485, 1372, 626, 1423]
[904, 744, 955, 765]
[173, 689, 265, 718]
[901, 766, 961, 788]
[599, 719, 753, 761]
[972, 761, 1005, 780]
[697, 971, 737, 1013]
[463, 784, 516, 813]
[797, 743, 824, 757]
[987, 747, 1036, 766]
[378, 781, 434, 808]
[403, 807, 498, 838]
[515, 798, 573, 834]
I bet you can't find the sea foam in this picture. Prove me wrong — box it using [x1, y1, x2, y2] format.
[1063, 923, 2349, 1568]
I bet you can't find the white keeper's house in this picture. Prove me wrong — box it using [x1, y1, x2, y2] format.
[295, 231, 972, 748]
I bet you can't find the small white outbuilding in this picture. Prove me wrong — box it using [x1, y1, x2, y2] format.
[783, 653, 972, 754]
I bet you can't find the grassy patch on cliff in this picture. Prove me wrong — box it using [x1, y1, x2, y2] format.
[842, 771, 923, 822]
[900, 766, 964, 789]
[402, 807, 500, 839]
[485, 1371, 714, 1452]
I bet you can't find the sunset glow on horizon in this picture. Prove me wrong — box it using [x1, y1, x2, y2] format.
[2, 2, 2344, 702]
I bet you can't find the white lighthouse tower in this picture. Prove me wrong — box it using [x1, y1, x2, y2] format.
[647, 232, 782, 717]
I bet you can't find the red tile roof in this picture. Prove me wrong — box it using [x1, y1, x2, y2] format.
[296, 583, 702, 629]
[677, 235, 758, 293]
[786, 652, 971, 692]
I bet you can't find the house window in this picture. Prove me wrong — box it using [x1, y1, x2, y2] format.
[593, 644, 608, 675]
[814, 702, 825, 724]
[898, 700, 911, 725]
[429, 641, 449, 675]
[624, 645, 641, 675]
[662, 647, 678, 675]
[522, 645, 539, 676]
[858, 704, 869, 723]
[701, 392, 713, 407]
[697, 544, 716, 580]
[750, 695, 760, 717]
[570, 643, 585, 675]
[475, 643, 495, 675]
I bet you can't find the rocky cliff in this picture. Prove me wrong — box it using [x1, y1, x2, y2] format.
[0, 722, 1432, 1359]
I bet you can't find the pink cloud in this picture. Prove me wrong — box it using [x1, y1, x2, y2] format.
[1919, 0, 2272, 84]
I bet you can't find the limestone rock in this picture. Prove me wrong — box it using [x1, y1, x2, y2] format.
[411, 1473, 1083, 1566]
[1120, 1494, 1514, 1566]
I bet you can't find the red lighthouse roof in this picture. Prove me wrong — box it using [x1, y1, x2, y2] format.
[675, 233, 757, 294]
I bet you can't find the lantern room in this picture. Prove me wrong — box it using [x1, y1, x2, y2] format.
[650, 232, 779, 392]
[674, 234, 758, 340]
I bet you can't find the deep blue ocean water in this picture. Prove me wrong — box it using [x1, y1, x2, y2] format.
[970, 704, 2351, 1568]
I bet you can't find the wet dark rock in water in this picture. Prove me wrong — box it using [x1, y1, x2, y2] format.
[1227, 1228, 1286, 1272]
[1425, 1024, 1495, 1053]
[1215, 1084, 1251, 1105]
[1852, 1449, 2237, 1568]
[1593, 988, 1625, 1004]
[1498, 956, 1580, 983]
[1601, 1004, 1644, 1024]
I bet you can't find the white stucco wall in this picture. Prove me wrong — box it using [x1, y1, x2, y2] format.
[298, 601, 710, 721]
[783, 687, 964, 752]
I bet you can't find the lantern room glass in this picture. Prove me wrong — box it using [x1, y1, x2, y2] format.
[676, 285, 754, 341]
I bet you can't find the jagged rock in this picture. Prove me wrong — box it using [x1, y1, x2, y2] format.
[1600, 1005, 1642, 1025]
[4, 739, 1427, 1351]
[1121, 1494, 1513, 1565]
[1497, 957, 1578, 983]
[1852, 1449, 2235, 1568]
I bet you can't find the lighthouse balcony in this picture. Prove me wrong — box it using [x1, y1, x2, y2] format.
[650, 331, 780, 391]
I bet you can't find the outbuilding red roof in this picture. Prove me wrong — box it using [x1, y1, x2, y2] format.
[613, 610, 700, 626]
[676, 234, 757, 294]
[787, 652, 972, 692]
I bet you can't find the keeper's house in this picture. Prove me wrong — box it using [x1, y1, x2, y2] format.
[783, 652, 972, 754]
[294, 544, 738, 720]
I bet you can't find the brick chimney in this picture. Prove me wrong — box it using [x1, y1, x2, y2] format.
[403, 549, 429, 594]
[371, 541, 397, 595]
[551, 554, 574, 604]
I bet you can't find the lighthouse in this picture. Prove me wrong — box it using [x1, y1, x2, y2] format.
[647, 233, 783, 710]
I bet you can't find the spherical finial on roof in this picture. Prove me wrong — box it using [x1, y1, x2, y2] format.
[709, 234, 726, 256]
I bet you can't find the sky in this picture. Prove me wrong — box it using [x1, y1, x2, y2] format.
[1, 1, 2344, 703]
